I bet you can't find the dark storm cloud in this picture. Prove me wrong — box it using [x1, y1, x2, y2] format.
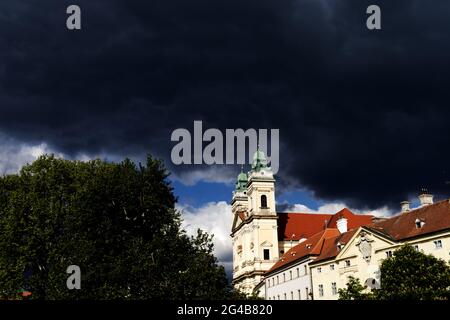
[0, 0, 449, 209]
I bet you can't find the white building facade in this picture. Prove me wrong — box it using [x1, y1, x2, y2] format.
[259, 192, 450, 300]
[310, 196, 450, 300]
[265, 255, 313, 300]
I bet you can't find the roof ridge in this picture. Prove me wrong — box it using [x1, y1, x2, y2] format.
[366, 199, 450, 241]
[278, 212, 333, 215]
[394, 198, 449, 216]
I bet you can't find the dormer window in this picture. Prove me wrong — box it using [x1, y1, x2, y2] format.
[415, 218, 425, 229]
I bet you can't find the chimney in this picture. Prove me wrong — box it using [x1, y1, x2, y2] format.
[400, 201, 411, 213]
[418, 189, 433, 206]
[336, 217, 348, 233]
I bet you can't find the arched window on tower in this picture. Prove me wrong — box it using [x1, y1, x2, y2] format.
[261, 195, 268, 208]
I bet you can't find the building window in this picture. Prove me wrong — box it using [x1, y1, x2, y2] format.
[272, 278, 275, 286]
[277, 295, 280, 300]
[291, 291, 294, 300]
[305, 287, 309, 300]
[261, 195, 268, 208]
[332, 282, 337, 295]
[289, 270, 292, 280]
[284, 293, 287, 300]
[434, 240, 443, 249]
[298, 290, 301, 300]
[263, 249, 270, 260]
[415, 218, 425, 229]
[414, 245, 419, 252]
[318, 285, 324, 297]
[386, 251, 393, 258]
[304, 265, 308, 275]
[276, 276, 279, 284]
[330, 264, 335, 271]
[345, 260, 351, 267]
[296, 267, 299, 277]
[283, 273, 286, 282]
[317, 267, 322, 273]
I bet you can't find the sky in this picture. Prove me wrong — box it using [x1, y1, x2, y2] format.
[1, 0, 450, 275]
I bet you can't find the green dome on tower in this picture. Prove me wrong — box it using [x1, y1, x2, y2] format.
[235, 167, 248, 192]
[251, 149, 268, 172]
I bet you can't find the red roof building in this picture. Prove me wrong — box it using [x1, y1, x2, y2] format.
[277, 208, 373, 241]
[267, 208, 374, 275]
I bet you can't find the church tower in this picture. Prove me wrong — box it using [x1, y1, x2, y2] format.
[231, 150, 279, 296]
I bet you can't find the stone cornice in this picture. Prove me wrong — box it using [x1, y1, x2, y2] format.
[232, 270, 266, 284]
[230, 214, 278, 236]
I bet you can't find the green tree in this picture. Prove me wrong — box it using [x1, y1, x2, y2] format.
[338, 276, 373, 300]
[0, 155, 238, 299]
[375, 245, 450, 300]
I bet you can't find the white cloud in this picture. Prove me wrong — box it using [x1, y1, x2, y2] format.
[362, 206, 392, 217]
[178, 201, 233, 273]
[0, 132, 149, 175]
[0, 133, 65, 175]
[284, 201, 392, 217]
[286, 203, 314, 212]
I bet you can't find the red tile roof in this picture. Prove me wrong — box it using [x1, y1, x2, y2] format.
[312, 199, 450, 264]
[266, 209, 374, 273]
[328, 208, 374, 230]
[311, 229, 359, 264]
[277, 208, 373, 241]
[277, 213, 332, 241]
[267, 228, 341, 274]
[366, 199, 450, 241]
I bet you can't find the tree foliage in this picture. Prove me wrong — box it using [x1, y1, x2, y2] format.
[0, 155, 239, 299]
[376, 245, 450, 300]
[339, 245, 450, 300]
[338, 276, 371, 300]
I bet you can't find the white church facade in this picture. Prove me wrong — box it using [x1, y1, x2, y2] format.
[230, 150, 374, 296]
